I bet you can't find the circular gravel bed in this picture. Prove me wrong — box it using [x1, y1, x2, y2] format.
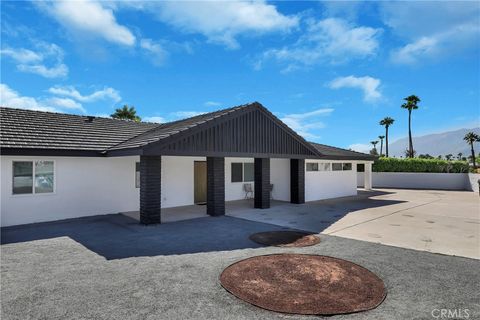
[249, 231, 320, 247]
[220, 254, 386, 315]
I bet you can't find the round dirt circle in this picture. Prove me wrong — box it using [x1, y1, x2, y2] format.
[220, 254, 386, 315]
[249, 231, 320, 247]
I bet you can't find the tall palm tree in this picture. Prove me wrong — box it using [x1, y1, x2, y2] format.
[401, 95, 420, 158]
[378, 135, 385, 156]
[464, 132, 480, 169]
[111, 105, 141, 122]
[457, 152, 463, 160]
[370, 140, 378, 148]
[379, 117, 395, 157]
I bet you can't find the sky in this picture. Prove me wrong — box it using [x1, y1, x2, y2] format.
[1, 1, 479, 152]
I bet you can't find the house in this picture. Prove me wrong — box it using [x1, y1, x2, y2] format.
[0, 102, 375, 227]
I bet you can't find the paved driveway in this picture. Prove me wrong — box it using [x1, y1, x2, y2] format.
[1, 214, 479, 320]
[228, 189, 480, 259]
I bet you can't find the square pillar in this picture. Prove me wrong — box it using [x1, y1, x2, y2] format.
[290, 159, 305, 204]
[254, 158, 270, 209]
[140, 155, 161, 224]
[207, 157, 225, 216]
[364, 162, 372, 190]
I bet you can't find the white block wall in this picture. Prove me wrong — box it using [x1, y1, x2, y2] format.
[1, 156, 140, 227]
[305, 160, 357, 202]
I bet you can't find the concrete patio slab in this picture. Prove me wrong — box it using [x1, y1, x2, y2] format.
[228, 189, 480, 259]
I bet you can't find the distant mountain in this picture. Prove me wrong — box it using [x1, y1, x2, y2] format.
[388, 127, 480, 158]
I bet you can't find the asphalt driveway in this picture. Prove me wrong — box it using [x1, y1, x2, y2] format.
[1, 214, 479, 320]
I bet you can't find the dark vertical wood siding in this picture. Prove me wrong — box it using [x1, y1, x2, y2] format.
[156, 109, 316, 157]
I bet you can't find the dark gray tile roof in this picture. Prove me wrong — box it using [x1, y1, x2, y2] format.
[0, 107, 158, 151]
[107, 104, 247, 151]
[1, 105, 375, 161]
[309, 142, 376, 161]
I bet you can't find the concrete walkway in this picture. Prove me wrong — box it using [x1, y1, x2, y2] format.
[228, 189, 480, 259]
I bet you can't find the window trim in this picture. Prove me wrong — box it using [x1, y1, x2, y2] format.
[11, 159, 56, 196]
[231, 162, 255, 183]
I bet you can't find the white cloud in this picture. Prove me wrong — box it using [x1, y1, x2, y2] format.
[0, 84, 57, 112]
[48, 86, 121, 103]
[171, 111, 205, 118]
[258, 18, 381, 71]
[140, 39, 169, 66]
[143, 116, 166, 123]
[348, 143, 371, 153]
[38, 0, 135, 46]
[44, 97, 85, 113]
[204, 101, 222, 107]
[328, 75, 381, 102]
[1, 43, 68, 78]
[130, 1, 298, 49]
[280, 108, 334, 139]
[380, 2, 480, 64]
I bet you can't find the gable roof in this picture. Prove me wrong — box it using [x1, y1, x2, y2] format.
[0, 104, 374, 161]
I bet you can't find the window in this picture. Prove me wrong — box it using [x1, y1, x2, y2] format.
[244, 163, 254, 182]
[306, 163, 318, 171]
[332, 163, 343, 171]
[231, 163, 243, 182]
[13, 160, 54, 195]
[319, 163, 331, 171]
[343, 163, 352, 171]
[135, 162, 140, 188]
[357, 163, 365, 172]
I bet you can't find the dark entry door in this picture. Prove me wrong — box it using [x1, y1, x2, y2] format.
[194, 161, 207, 204]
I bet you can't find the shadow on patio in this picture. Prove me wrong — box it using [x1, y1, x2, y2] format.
[1, 190, 404, 260]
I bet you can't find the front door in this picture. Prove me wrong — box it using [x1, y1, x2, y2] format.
[194, 161, 207, 204]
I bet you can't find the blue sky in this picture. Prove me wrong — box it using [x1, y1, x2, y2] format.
[1, 1, 479, 151]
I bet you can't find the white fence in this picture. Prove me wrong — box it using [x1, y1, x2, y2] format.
[357, 172, 480, 192]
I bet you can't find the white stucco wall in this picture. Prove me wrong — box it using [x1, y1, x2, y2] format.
[305, 160, 357, 202]
[270, 158, 290, 201]
[357, 172, 479, 191]
[1, 156, 140, 227]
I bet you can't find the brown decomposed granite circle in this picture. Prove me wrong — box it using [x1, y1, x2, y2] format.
[220, 254, 386, 315]
[249, 231, 320, 247]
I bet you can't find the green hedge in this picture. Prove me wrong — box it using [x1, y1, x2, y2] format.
[372, 157, 470, 173]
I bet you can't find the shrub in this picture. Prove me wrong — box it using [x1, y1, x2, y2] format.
[373, 157, 470, 173]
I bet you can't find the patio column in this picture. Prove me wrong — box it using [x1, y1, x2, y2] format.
[290, 159, 305, 204]
[140, 155, 162, 225]
[364, 162, 372, 190]
[207, 157, 225, 216]
[254, 158, 270, 209]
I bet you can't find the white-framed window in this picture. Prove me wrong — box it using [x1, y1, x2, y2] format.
[342, 163, 352, 171]
[332, 163, 343, 171]
[306, 163, 318, 171]
[319, 163, 331, 171]
[12, 160, 55, 195]
[231, 162, 254, 182]
[135, 162, 140, 188]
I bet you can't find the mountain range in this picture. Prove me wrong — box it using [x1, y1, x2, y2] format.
[388, 127, 480, 158]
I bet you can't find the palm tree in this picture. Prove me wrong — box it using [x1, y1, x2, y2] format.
[378, 135, 385, 156]
[445, 154, 453, 161]
[111, 105, 141, 122]
[457, 152, 463, 160]
[370, 140, 378, 149]
[379, 117, 395, 157]
[464, 132, 480, 169]
[401, 95, 420, 158]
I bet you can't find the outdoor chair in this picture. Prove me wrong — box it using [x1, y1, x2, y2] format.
[243, 183, 254, 199]
[269, 184, 274, 200]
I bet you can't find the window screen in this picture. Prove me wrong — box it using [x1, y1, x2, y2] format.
[231, 163, 243, 182]
[342, 163, 352, 171]
[135, 162, 140, 188]
[332, 163, 343, 171]
[243, 163, 254, 182]
[13, 161, 33, 194]
[306, 163, 318, 171]
[35, 161, 54, 193]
